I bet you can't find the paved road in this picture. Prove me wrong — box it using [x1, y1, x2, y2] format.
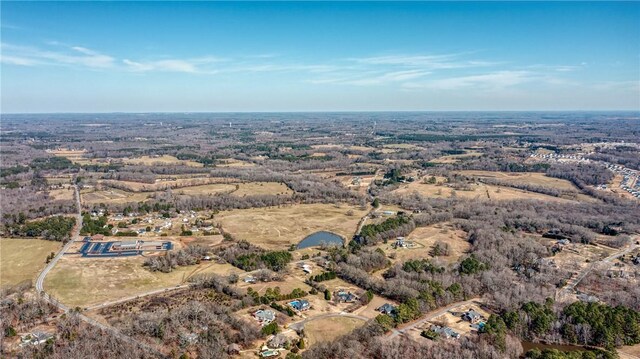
[34, 184, 165, 356]
[35, 184, 82, 302]
[288, 312, 370, 332]
[390, 299, 479, 338]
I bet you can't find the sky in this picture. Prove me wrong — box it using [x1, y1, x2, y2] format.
[1, 1, 639, 113]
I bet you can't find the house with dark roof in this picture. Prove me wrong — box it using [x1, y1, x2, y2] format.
[289, 299, 310, 312]
[377, 303, 396, 315]
[462, 310, 482, 324]
[335, 290, 358, 303]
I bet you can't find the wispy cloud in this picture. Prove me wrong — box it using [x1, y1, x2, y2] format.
[123, 57, 224, 74]
[2, 41, 588, 93]
[402, 70, 539, 91]
[1, 42, 114, 68]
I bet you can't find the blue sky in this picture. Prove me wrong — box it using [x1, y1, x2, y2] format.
[1, 1, 639, 112]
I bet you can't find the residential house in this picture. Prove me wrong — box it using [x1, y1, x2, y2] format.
[377, 303, 396, 315]
[254, 309, 276, 326]
[462, 310, 482, 324]
[335, 290, 358, 303]
[430, 325, 460, 339]
[289, 299, 310, 312]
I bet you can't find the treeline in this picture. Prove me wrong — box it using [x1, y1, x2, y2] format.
[3, 215, 76, 241]
[80, 214, 111, 236]
[143, 245, 209, 273]
[216, 241, 292, 271]
[358, 215, 414, 244]
[477, 177, 565, 198]
[310, 271, 337, 282]
[491, 300, 640, 350]
[247, 286, 308, 304]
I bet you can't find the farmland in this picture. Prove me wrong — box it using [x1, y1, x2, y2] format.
[43, 255, 238, 308]
[214, 203, 368, 250]
[0, 238, 61, 287]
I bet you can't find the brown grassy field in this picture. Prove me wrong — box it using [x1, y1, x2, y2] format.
[81, 188, 152, 204]
[373, 223, 470, 264]
[124, 155, 203, 167]
[48, 188, 74, 201]
[455, 170, 579, 191]
[44, 255, 235, 308]
[393, 181, 574, 203]
[1, 238, 61, 287]
[304, 317, 365, 347]
[430, 150, 483, 164]
[214, 203, 368, 250]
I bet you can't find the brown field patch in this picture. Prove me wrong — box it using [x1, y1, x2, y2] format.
[394, 181, 574, 203]
[455, 170, 580, 191]
[48, 188, 74, 201]
[124, 155, 203, 167]
[305, 317, 365, 347]
[430, 151, 483, 164]
[44, 255, 234, 308]
[214, 204, 368, 250]
[373, 223, 470, 265]
[81, 187, 152, 204]
[1, 238, 62, 288]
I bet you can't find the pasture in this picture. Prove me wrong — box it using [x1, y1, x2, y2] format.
[304, 317, 365, 347]
[44, 255, 237, 308]
[214, 204, 368, 250]
[124, 155, 203, 167]
[393, 180, 574, 202]
[0, 238, 61, 287]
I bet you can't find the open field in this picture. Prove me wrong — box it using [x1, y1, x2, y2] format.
[1, 238, 62, 287]
[214, 203, 368, 250]
[177, 181, 292, 197]
[232, 182, 293, 196]
[124, 155, 203, 167]
[100, 177, 233, 192]
[618, 343, 640, 359]
[304, 317, 365, 347]
[81, 187, 152, 204]
[430, 150, 483, 164]
[48, 188, 75, 201]
[393, 181, 574, 203]
[44, 255, 236, 308]
[373, 223, 470, 264]
[456, 170, 579, 190]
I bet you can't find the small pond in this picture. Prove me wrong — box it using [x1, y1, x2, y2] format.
[297, 231, 344, 249]
[521, 341, 595, 355]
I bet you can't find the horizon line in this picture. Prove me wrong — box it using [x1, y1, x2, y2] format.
[3, 109, 640, 115]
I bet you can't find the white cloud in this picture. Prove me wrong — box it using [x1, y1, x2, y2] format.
[1, 42, 114, 68]
[404, 71, 538, 91]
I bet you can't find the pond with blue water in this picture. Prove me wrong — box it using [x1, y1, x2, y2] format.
[297, 231, 344, 249]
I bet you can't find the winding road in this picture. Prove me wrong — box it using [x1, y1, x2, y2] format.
[35, 184, 82, 305]
[34, 183, 164, 356]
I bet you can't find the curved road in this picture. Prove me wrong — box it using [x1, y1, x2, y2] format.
[35, 184, 82, 302]
[34, 184, 164, 356]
